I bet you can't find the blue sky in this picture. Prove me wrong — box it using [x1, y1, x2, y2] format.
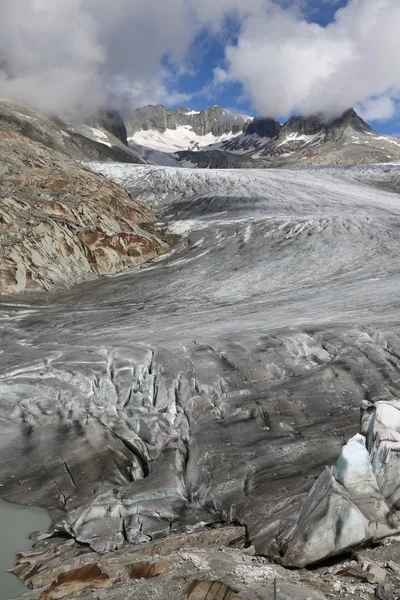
[165, 0, 399, 136]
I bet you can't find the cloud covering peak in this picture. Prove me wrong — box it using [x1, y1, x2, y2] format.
[0, 0, 399, 121]
[226, 0, 400, 120]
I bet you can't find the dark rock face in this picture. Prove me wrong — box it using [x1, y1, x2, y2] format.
[95, 109, 129, 146]
[126, 104, 251, 138]
[178, 149, 253, 168]
[216, 117, 281, 156]
[245, 117, 281, 138]
[278, 114, 324, 138]
[276, 109, 371, 142]
[258, 109, 377, 160]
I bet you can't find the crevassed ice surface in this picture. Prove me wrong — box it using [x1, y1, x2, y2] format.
[1, 164, 400, 557]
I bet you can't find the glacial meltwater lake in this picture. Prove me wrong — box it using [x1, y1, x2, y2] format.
[0, 499, 51, 599]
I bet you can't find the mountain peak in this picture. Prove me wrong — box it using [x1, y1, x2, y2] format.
[278, 108, 373, 141]
[328, 108, 372, 132]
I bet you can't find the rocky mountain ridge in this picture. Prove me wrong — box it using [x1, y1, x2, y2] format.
[122, 103, 400, 168]
[126, 104, 252, 138]
[177, 108, 400, 167]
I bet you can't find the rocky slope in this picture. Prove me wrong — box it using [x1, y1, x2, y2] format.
[0, 100, 167, 294]
[11, 524, 400, 600]
[176, 109, 400, 168]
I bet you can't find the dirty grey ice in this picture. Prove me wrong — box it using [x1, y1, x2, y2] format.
[2, 163, 400, 569]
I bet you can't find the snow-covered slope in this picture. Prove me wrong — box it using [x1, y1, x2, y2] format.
[128, 125, 242, 153]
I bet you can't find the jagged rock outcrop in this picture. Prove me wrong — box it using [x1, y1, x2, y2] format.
[126, 104, 251, 139]
[325, 108, 374, 140]
[259, 108, 374, 157]
[92, 108, 129, 146]
[0, 101, 166, 294]
[281, 108, 372, 139]
[215, 117, 282, 155]
[278, 114, 325, 138]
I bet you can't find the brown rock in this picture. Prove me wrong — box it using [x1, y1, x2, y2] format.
[0, 100, 168, 295]
[40, 563, 110, 600]
[127, 559, 172, 579]
[182, 580, 243, 600]
[39, 559, 173, 600]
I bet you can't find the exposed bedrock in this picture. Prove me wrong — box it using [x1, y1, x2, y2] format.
[0, 102, 166, 294]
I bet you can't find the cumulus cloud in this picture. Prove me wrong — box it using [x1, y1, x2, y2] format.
[0, 0, 257, 117]
[0, 0, 220, 116]
[225, 0, 400, 119]
[0, 0, 399, 121]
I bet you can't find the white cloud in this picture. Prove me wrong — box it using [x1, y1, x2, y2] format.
[225, 0, 400, 119]
[0, 0, 399, 121]
[0, 0, 221, 117]
[213, 67, 232, 86]
[357, 96, 397, 122]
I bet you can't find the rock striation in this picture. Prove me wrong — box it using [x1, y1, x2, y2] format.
[0, 101, 167, 294]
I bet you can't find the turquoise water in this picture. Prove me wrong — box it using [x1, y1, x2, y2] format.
[0, 499, 51, 599]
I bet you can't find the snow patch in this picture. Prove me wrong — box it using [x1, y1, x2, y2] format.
[90, 128, 112, 148]
[129, 125, 242, 154]
[277, 132, 325, 148]
[15, 112, 32, 120]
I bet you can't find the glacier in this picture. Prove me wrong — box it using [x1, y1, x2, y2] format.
[1, 163, 400, 566]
